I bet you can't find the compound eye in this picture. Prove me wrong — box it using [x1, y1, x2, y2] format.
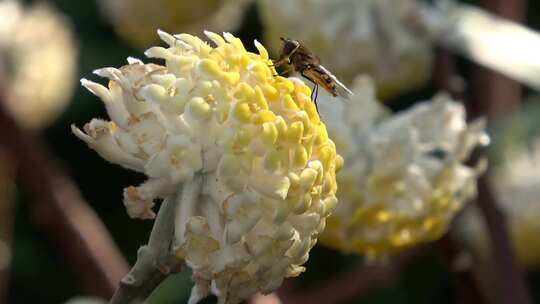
[282, 40, 299, 56]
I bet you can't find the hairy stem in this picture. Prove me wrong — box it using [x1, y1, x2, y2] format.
[110, 175, 203, 304]
[110, 194, 180, 304]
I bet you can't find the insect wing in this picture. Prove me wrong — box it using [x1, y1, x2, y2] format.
[318, 65, 354, 99]
[301, 68, 335, 96]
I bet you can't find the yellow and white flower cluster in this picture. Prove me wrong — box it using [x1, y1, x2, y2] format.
[73, 31, 341, 303]
[0, 0, 77, 129]
[317, 77, 488, 258]
[258, 0, 432, 100]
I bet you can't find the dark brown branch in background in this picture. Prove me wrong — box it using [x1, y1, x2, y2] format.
[433, 2, 532, 300]
[433, 48, 497, 304]
[436, 235, 489, 304]
[0, 96, 129, 298]
[0, 149, 16, 303]
[278, 264, 397, 304]
[467, 1, 532, 304]
[434, 48, 466, 100]
[277, 248, 423, 304]
[471, 0, 526, 118]
[475, 175, 532, 304]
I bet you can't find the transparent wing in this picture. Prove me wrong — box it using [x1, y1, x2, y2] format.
[318, 65, 354, 99]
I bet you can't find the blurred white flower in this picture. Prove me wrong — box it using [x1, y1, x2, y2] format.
[98, 0, 252, 47]
[73, 31, 341, 303]
[0, 0, 77, 129]
[317, 76, 488, 258]
[258, 0, 433, 100]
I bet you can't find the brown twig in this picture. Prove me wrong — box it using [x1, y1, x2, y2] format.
[277, 248, 423, 304]
[433, 45, 497, 304]
[471, 0, 525, 118]
[436, 235, 489, 304]
[0, 100, 129, 298]
[0, 149, 16, 303]
[434, 48, 466, 100]
[475, 175, 532, 304]
[464, 1, 533, 303]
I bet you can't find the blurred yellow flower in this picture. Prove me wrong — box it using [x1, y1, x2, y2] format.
[73, 31, 341, 304]
[98, 0, 252, 47]
[258, 0, 433, 100]
[317, 76, 488, 258]
[0, 0, 77, 129]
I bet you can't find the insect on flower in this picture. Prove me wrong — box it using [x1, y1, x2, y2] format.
[272, 37, 353, 104]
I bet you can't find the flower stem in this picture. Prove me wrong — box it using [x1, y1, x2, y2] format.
[110, 189, 184, 304]
[110, 174, 204, 304]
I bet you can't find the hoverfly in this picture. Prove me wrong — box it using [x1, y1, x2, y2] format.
[272, 37, 353, 104]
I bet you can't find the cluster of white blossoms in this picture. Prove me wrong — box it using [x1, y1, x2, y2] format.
[317, 76, 488, 258]
[459, 136, 540, 268]
[73, 31, 341, 303]
[0, 0, 77, 129]
[98, 0, 252, 47]
[258, 0, 433, 100]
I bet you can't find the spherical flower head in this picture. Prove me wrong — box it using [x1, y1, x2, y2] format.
[72, 31, 341, 303]
[317, 76, 488, 258]
[0, 0, 77, 129]
[98, 0, 252, 47]
[258, 0, 432, 100]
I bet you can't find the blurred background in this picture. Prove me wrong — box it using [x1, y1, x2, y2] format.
[1, 0, 540, 303]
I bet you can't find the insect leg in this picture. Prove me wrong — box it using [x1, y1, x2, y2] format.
[270, 57, 289, 68]
[277, 67, 292, 77]
[312, 84, 319, 111]
[305, 81, 319, 110]
[300, 71, 319, 101]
